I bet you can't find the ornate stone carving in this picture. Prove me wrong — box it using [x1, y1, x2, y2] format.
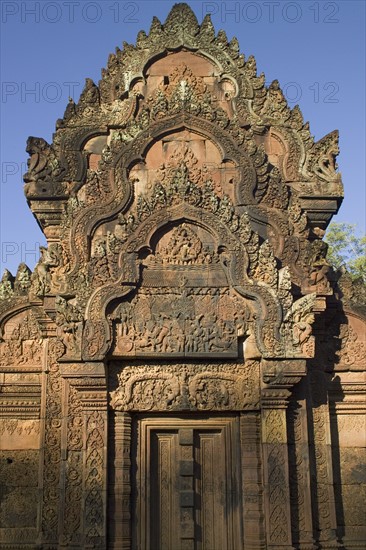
[0, 310, 43, 366]
[23, 137, 66, 198]
[0, 269, 14, 301]
[55, 297, 83, 359]
[111, 287, 247, 358]
[84, 410, 105, 547]
[281, 293, 317, 358]
[110, 361, 260, 412]
[40, 339, 64, 544]
[0, 3, 362, 549]
[336, 322, 366, 369]
[61, 382, 83, 546]
[262, 408, 292, 546]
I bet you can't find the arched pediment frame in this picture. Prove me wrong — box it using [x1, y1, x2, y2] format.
[68, 114, 260, 276]
[0, 298, 33, 336]
[82, 203, 284, 361]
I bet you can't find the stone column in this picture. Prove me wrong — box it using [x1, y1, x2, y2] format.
[37, 339, 63, 547]
[261, 389, 293, 550]
[240, 411, 266, 550]
[58, 361, 108, 549]
[108, 411, 132, 549]
[308, 369, 339, 550]
[287, 384, 315, 550]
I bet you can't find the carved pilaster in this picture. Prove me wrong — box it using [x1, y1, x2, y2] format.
[240, 411, 266, 550]
[57, 372, 83, 547]
[58, 362, 108, 549]
[83, 408, 107, 548]
[308, 369, 339, 549]
[287, 386, 316, 549]
[108, 411, 132, 549]
[261, 390, 293, 550]
[38, 339, 64, 546]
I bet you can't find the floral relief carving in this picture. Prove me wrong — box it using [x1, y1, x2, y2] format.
[0, 419, 40, 436]
[40, 339, 64, 543]
[61, 383, 83, 546]
[311, 405, 334, 533]
[84, 410, 105, 546]
[110, 361, 260, 412]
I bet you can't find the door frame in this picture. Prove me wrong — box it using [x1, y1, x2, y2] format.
[131, 413, 243, 550]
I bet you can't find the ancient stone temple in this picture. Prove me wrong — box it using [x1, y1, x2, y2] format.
[0, 3, 365, 549]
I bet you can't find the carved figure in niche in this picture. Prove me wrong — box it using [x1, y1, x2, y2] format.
[167, 225, 201, 264]
[48, 243, 69, 292]
[156, 225, 218, 267]
[307, 239, 332, 293]
[282, 293, 317, 357]
[116, 212, 135, 241]
[83, 170, 101, 202]
[19, 339, 43, 365]
[293, 315, 314, 348]
[14, 263, 31, 294]
[55, 297, 83, 358]
[30, 246, 52, 297]
[89, 238, 114, 285]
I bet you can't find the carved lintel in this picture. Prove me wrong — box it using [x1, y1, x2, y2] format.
[109, 361, 260, 412]
[60, 361, 105, 379]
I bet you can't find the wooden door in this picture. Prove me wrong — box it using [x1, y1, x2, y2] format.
[132, 416, 242, 550]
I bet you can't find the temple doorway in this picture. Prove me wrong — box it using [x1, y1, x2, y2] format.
[131, 414, 243, 550]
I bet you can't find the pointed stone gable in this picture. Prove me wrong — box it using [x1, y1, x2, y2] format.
[0, 5, 364, 549]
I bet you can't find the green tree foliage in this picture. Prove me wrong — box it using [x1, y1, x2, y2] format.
[325, 222, 366, 281]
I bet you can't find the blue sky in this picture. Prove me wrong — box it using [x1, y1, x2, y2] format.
[1, 0, 365, 275]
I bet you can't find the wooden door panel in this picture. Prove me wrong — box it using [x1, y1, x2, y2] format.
[195, 430, 226, 550]
[133, 416, 242, 550]
[150, 431, 180, 550]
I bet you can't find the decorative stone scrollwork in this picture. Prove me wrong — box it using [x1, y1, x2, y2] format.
[337, 322, 366, 369]
[84, 410, 105, 547]
[40, 338, 64, 544]
[109, 361, 260, 412]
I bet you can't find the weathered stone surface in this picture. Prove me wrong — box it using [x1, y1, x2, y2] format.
[0, 3, 364, 548]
